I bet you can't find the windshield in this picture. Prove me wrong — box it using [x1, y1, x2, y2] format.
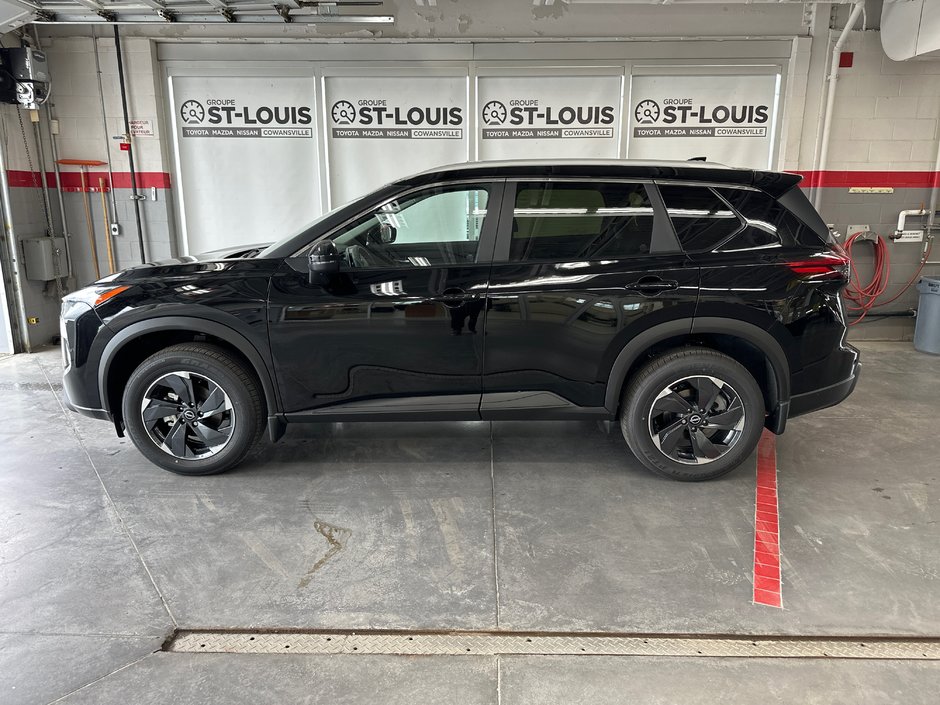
[257, 183, 399, 259]
[256, 210, 336, 258]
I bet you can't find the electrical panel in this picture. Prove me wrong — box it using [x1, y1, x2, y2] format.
[0, 48, 50, 109]
[22, 237, 69, 281]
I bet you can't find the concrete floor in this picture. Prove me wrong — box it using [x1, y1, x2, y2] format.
[1, 342, 938, 704]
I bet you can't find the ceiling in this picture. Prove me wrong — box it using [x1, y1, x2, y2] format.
[2, 0, 394, 28]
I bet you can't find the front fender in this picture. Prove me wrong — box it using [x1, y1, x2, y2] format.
[98, 315, 282, 428]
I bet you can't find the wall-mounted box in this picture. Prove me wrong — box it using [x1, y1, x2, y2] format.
[21, 237, 69, 281]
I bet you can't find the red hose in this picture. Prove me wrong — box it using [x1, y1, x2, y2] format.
[842, 233, 934, 325]
[843, 233, 890, 325]
[871, 239, 933, 310]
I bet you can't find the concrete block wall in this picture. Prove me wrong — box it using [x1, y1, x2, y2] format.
[788, 30, 940, 341]
[41, 35, 177, 278]
[0, 36, 176, 347]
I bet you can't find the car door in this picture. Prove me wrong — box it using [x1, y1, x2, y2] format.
[481, 178, 700, 417]
[267, 180, 503, 418]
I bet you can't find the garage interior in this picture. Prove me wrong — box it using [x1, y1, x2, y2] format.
[1, 0, 939, 703]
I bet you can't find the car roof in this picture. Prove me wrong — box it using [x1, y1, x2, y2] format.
[401, 159, 802, 196]
[412, 158, 735, 174]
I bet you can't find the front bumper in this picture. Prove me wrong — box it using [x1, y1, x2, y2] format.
[60, 299, 113, 422]
[62, 393, 111, 421]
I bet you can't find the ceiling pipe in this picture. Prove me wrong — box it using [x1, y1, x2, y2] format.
[113, 25, 148, 265]
[813, 0, 865, 210]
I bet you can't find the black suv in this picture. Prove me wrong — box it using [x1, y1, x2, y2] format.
[60, 160, 859, 481]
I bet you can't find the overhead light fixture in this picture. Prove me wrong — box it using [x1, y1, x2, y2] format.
[25, 0, 394, 25]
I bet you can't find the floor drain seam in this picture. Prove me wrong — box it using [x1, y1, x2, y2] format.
[164, 630, 940, 660]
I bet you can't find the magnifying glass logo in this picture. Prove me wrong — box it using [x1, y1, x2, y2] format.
[634, 100, 660, 125]
[331, 100, 357, 125]
[179, 100, 205, 125]
[481, 100, 507, 126]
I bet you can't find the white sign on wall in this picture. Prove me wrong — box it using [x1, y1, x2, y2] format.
[130, 119, 154, 137]
[477, 75, 622, 160]
[324, 76, 469, 206]
[171, 75, 321, 255]
[628, 74, 779, 169]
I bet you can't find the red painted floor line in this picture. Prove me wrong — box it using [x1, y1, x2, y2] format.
[753, 429, 782, 608]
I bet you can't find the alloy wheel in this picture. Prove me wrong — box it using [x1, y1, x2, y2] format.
[140, 370, 236, 459]
[648, 374, 746, 465]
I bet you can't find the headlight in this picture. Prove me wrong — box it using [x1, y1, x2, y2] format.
[60, 317, 71, 369]
[63, 284, 131, 308]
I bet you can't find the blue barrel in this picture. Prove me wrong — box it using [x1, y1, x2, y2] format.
[914, 276, 940, 355]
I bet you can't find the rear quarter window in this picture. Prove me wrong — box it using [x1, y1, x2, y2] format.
[657, 184, 743, 252]
[717, 188, 814, 251]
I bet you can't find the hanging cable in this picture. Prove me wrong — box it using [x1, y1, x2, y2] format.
[16, 108, 52, 236]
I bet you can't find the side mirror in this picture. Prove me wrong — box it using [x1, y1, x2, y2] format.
[308, 240, 341, 275]
[379, 222, 397, 244]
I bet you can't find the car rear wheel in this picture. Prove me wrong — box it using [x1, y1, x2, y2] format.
[620, 347, 765, 481]
[122, 343, 263, 475]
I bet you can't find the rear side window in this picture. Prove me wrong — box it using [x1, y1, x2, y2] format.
[509, 182, 655, 262]
[717, 188, 809, 251]
[657, 184, 742, 252]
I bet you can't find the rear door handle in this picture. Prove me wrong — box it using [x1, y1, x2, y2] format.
[624, 277, 680, 296]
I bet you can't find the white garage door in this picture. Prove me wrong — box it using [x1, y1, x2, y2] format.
[323, 72, 469, 206]
[168, 71, 322, 256]
[477, 72, 623, 160]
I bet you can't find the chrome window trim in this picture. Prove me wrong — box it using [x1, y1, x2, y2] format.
[505, 176, 655, 186]
[654, 179, 761, 192]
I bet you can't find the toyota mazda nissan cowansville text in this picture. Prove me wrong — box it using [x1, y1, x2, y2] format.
[60, 160, 859, 481]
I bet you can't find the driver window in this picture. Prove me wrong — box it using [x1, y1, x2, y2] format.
[332, 185, 490, 268]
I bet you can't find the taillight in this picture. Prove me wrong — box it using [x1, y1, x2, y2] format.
[785, 253, 850, 279]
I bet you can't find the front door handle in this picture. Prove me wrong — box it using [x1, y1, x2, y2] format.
[624, 276, 680, 296]
[433, 287, 471, 308]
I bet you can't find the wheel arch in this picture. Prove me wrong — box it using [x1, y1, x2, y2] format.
[604, 317, 791, 433]
[99, 317, 281, 438]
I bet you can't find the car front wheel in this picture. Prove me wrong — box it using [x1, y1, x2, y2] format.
[620, 347, 765, 481]
[122, 343, 263, 475]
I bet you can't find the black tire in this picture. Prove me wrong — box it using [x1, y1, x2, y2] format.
[122, 343, 263, 475]
[620, 347, 765, 481]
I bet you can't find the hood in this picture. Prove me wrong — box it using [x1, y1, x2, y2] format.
[146, 242, 272, 266]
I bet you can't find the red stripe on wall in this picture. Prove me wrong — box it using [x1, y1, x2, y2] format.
[791, 170, 940, 189]
[5, 168, 936, 191]
[5, 170, 171, 190]
[753, 429, 782, 608]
